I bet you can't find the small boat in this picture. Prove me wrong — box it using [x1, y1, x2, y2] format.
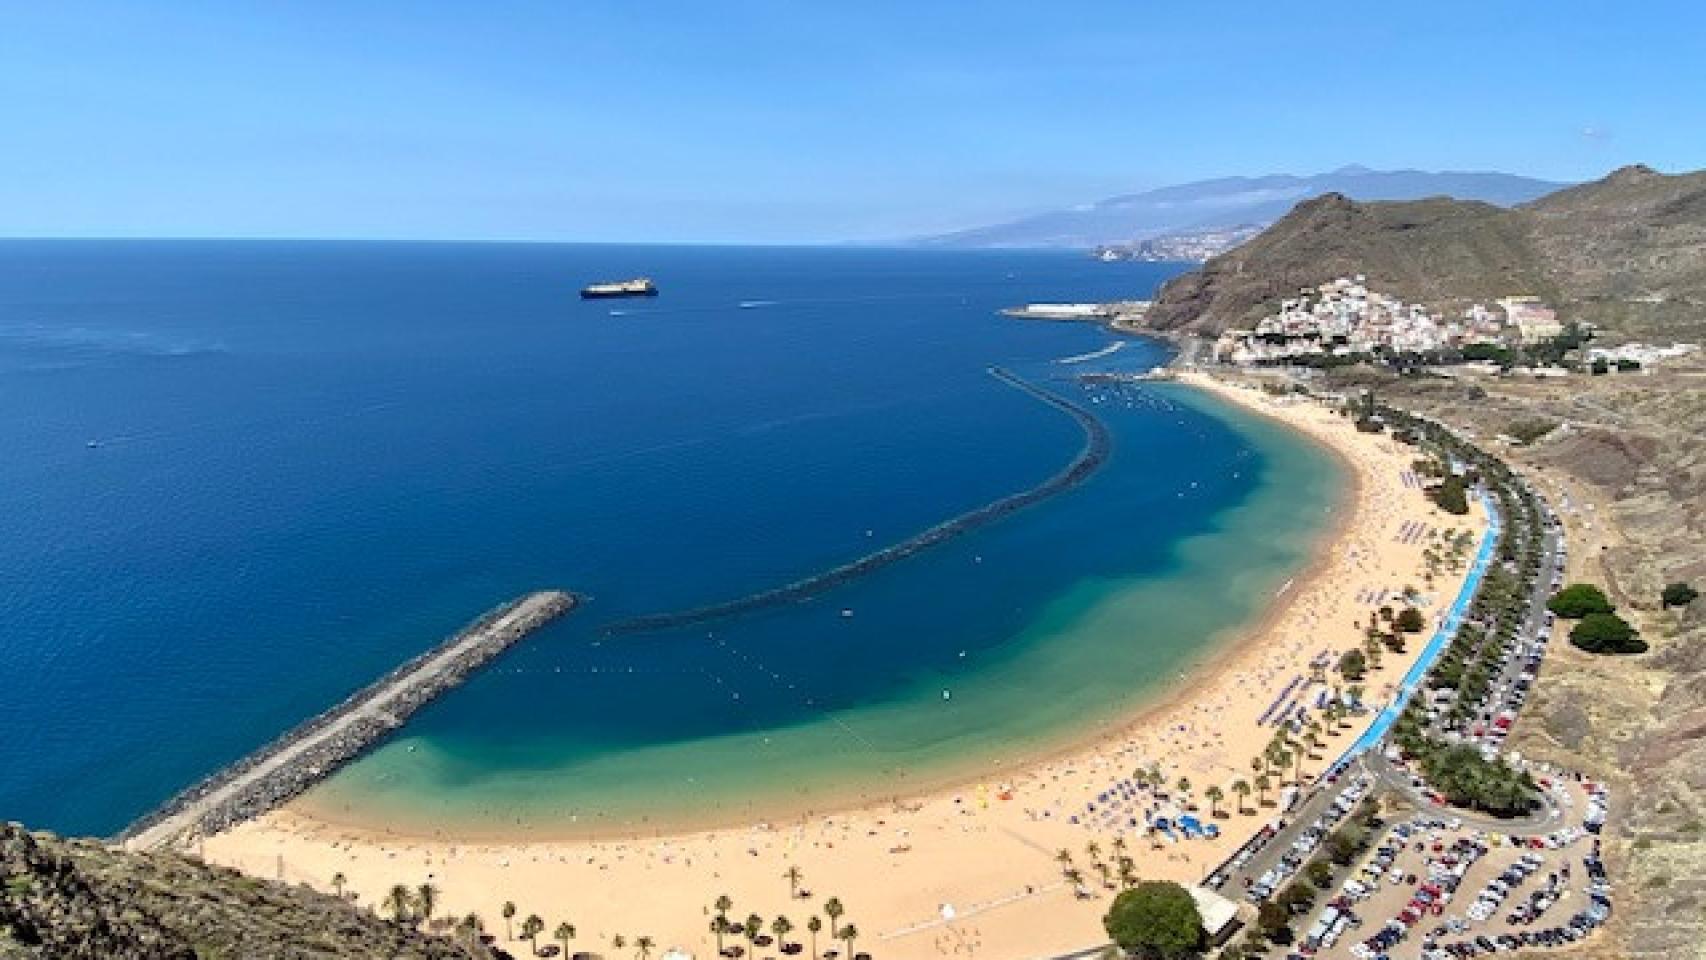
[581, 277, 658, 299]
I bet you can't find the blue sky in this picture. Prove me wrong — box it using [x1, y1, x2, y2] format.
[2, 1, 1702, 243]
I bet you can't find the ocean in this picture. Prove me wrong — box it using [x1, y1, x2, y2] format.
[0, 241, 1340, 837]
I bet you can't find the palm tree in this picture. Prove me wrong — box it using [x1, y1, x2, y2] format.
[807, 915, 823, 960]
[556, 922, 577, 958]
[772, 916, 794, 952]
[840, 923, 859, 958]
[1084, 840, 1101, 861]
[613, 934, 627, 956]
[1204, 784, 1225, 818]
[458, 912, 484, 948]
[1117, 856, 1136, 889]
[1231, 778, 1252, 814]
[330, 871, 347, 899]
[744, 914, 763, 958]
[1110, 834, 1127, 856]
[503, 901, 518, 941]
[637, 935, 656, 960]
[1054, 848, 1073, 868]
[414, 882, 439, 928]
[1255, 773, 1271, 806]
[713, 896, 734, 955]
[1063, 866, 1084, 889]
[1176, 776, 1193, 808]
[822, 897, 845, 933]
[383, 883, 412, 924]
[784, 865, 805, 900]
[522, 915, 544, 955]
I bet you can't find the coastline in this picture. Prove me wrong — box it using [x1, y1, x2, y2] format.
[203, 370, 1489, 960]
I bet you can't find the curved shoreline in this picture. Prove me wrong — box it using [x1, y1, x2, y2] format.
[287, 379, 1352, 844]
[602, 366, 1110, 635]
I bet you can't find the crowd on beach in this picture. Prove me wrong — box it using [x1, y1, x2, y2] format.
[202, 377, 1489, 960]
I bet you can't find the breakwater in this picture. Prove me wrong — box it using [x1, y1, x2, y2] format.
[117, 590, 577, 850]
[603, 366, 1109, 635]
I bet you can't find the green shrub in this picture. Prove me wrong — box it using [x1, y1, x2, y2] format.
[1548, 583, 1614, 619]
[1570, 612, 1646, 654]
[1662, 582, 1699, 608]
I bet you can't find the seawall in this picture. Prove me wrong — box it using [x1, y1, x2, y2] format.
[118, 590, 577, 850]
[603, 366, 1109, 635]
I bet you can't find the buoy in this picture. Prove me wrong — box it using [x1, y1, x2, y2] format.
[943, 689, 952, 701]
[840, 609, 853, 618]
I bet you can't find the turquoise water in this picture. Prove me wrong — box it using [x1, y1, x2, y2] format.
[0, 241, 1340, 838]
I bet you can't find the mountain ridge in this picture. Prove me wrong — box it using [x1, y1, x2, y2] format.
[919, 167, 1568, 249]
[1142, 164, 1706, 338]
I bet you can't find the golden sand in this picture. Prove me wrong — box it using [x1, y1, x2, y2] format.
[204, 373, 1487, 960]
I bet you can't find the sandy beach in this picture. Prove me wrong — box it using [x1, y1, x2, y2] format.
[203, 372, 1488, 960]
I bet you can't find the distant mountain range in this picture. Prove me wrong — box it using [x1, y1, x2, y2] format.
[919, 166, 1570, 251]
[1144, 164, 1706, 337]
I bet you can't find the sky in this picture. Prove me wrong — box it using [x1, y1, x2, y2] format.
[2, 1, 1703, 244]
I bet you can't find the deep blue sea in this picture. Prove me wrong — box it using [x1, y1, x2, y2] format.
[0, 241, 1338, 838]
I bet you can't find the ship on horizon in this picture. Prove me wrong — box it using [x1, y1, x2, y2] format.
[581, 277, 659, 299]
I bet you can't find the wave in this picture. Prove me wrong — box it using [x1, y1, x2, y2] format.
[601, 367, 1110, 635]
[1055, 341, 1125, 365]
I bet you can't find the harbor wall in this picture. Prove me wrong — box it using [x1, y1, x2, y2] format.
[118, 590, 577, 849]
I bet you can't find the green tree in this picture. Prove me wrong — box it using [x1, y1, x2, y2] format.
[1570, 611, 1646, 654]
[1337, 649, 1367, 682]
[1395, 607, 1425, 633]
[1256, 900, 1291, 944]
[1548, 583, 1614, 618]
[330, 871, 347, 899]
[822, 897, 845, 932]
[522, 915, 544, 955]
[1431, 475, 1469, 515]
[1231, 779, 1251, 815]
[637, 935, 655, 960]
[772, 916, 794, 950]
[1662, 582, 1699, 608]
[807, 915, 823, 960]
[556, 922, 577, 957]
[744, 913, 763, 957]
[1204, 784, 1225, 818]
[413, 883, 438, 928]
[502, 901, 517, 941]
[713, 896, 734, 955]
[839, 923, 859, 958]
[382, 884, 412, 925]
[1101, 881, 1204, 959]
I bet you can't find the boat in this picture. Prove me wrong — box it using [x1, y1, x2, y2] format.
[581, 277, 658, 299]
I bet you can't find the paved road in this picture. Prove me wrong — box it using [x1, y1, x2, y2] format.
[1212, 482, 1566, 902]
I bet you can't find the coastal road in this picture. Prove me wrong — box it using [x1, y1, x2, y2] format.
[122, 591, 572, 852]
[1215, 485, 1566, 897]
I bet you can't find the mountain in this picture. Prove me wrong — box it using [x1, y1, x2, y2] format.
[920, 166, 1568, 249]
[1143, 164, 1706, 337]
[0, 822, 485, 959]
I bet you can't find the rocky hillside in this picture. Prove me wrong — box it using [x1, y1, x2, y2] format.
[0, 822, 483, 959]
[1145, 165, 1706, 337]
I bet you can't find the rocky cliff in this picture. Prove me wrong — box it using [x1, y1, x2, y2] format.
[1, 822, 483, 959]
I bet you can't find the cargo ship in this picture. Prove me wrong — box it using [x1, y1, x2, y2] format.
[581, 277, 658, 299]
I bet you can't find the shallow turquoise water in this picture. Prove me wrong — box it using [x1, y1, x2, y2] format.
[0, 241, 1338, 837]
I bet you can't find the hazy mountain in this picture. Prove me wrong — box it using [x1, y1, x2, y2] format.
[1143, 164, 1706, 337]
[920, 166, 1568, 249]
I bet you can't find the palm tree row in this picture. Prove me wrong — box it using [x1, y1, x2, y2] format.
[710, 890, 861, 960]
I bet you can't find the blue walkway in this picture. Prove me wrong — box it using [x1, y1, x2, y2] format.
[1330, 491, 1502, 771]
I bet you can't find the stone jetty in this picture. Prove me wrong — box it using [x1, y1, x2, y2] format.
[118, 590, 577, 851]
[604, 366, 1109, 635]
